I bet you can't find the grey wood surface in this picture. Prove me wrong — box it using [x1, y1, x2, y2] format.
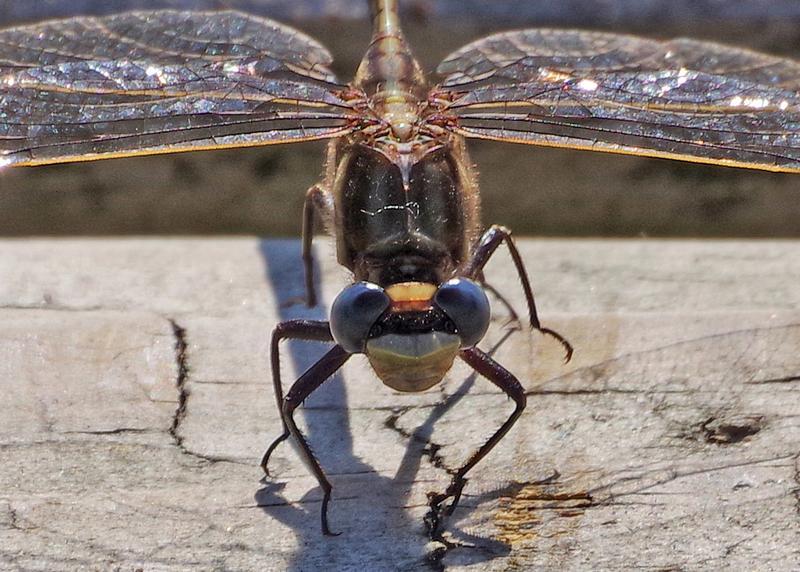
[0, 238, 798, 571]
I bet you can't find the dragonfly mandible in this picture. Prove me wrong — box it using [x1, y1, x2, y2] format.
[1, 0, 798, 535]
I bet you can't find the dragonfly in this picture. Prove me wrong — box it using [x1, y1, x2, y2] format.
[1, 0, 798, 535]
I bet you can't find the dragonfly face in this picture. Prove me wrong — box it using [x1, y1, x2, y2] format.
[330, 279, 490, 392]
[2, 0, 797, 536]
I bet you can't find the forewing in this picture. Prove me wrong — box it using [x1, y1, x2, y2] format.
[433, 30, 800, 173]
[0, 10, 358, 167]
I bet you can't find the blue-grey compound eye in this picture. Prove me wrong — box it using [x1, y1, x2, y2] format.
[330, 282, 391, 353]
[434, 278, 490, 348]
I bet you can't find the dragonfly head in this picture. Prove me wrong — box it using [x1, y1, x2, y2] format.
[330, 279, 490, 392]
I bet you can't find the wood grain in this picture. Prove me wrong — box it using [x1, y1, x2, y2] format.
[0, 238, 797, 570]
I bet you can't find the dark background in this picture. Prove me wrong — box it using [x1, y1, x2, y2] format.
[0, 0, 798, 237]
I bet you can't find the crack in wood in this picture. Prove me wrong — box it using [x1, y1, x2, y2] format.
[168, 319, 189, 450]
[383, 406, 472, 570]
[793, 452, 800, 518]
[0, 303, 106, 313]
[745, 375, 800, 385]
[6, 506, 23, 532]
[61, 428, 155, 436]
[163, 319, 248, 466]
[384, 407, 452, 475]
[588, 453, 797, 499]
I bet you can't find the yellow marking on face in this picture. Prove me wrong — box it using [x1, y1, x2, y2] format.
[385, 281, 437, 303]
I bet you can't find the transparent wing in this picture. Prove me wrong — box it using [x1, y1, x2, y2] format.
[0, 10, 359, 167]
[433, 29, 800, 173]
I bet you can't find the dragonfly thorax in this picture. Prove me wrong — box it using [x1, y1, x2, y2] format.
[332, 141, 479, 288]
[373, 91, 422, 143]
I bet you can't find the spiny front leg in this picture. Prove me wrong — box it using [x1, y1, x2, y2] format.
[462, 225, 573, 362]
[261, 319, 335, 476]
[264, 339, 351, 536]
[427, 347, 526, 530]
[280, 345, 351, 535]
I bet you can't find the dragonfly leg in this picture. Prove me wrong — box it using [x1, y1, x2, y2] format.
[261, 325, 351, 536]
[428, 347, 526, 521]
[261, 320, 335, 476]
[462, 225, 573, 362]
[281, 345, 351, 535]
[302, 183, 334, 307]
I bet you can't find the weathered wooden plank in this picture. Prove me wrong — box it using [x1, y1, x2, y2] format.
[0, 238, 798, 570]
